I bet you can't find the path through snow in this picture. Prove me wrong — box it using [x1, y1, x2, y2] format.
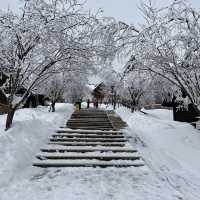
[1, 166, 180, 200]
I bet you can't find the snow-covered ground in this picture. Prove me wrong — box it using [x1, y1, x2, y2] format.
[0, 105, 200, 200]
[0, 103, 74, 188]
[117, 107, 200, 200]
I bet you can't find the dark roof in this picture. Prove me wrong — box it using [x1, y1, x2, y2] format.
[93, 82, 105, 91]
[92, 82, 106, 98]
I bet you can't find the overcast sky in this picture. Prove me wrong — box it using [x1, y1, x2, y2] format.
[1, 0, 200, 25]
[1, 0, 200, 71]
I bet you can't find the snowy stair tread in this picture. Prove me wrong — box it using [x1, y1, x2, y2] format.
[40, 146, 137, 153]
[66, 127, 114, 130]
[51, 134, 125, 138]
[68, 119, 110, 121]
[67, 121, 112, 123]
[66, 126, 113, 129]
[66, 124, 113, 127]
[57, 130, 123, 135]
[67, 120, 112, 122]
[49, 138, 128, 142]
[36, 152, 141, 160]
[48, 141, 126, 146]
[33, 159, 144, 167]
[68, 120, 111, 122]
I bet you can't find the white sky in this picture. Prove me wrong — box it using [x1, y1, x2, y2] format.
[1, 0, 200, 71]
[1, 0, 200, 24]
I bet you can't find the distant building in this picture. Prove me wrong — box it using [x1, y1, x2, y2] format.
[0, 71, 46, 114]
[92, 82, 106, 103]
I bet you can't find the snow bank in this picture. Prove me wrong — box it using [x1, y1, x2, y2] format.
[0, 103, 74, 187]
[116, 106, 200, 199]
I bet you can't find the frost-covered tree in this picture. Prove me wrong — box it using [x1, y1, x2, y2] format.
[121, 70, 153, 111]
[0, 0, 104, 130]
[63, 70, 89, 103]
[122, 0, 200, 111]
[44, 75, 64, 112]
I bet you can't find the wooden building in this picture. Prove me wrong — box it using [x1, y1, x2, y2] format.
[91, 82, 106, 104]
[0, 71, 46, 114]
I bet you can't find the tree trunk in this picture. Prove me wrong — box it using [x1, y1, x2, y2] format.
[5, 108, 16, 131]
[130, 100, 135, 113]
[51, 102, 56, 112]
[113, 101, 116, 110]
[131, 105, 134, 113]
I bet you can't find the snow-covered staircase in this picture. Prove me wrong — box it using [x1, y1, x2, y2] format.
[33, 109, 144, 168]
[66, 109, 114, 130]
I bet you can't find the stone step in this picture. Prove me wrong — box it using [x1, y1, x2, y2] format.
[36, 152, 141, 161]
[66, 122, 112, 126]
[68, 118, 109, 122]
[71, 111, 106, 112]
[67, 124, 112, 126]
[72, 113, 107, 115]
[66, 126, 113, 129]
[49, 138, 128, 143]
[74, 110, 104, 112]
[57, 129, 123, 135]
[40, 146, 137, 153]
[72, 112, 107, 114]
[56, 130, 123, 135]
[67, 121, 110, 124]
[67, 127, 114, 130]
[51, 134, 125, 139]
[33, 159, 144, 168]
[67, 120, 111, 123]
[67, 125, 113, 127]
[71, 116, 108, 119]
[73, 110, 105, 112]
[48, 141, 126, 146]
[67, 123, 113, 126]
[68, 128, 114, 131]
[72, 115, 108, 117]
[66, 125, 113, 128]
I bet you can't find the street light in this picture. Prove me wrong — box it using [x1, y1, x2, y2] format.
[111, 85, 114, 106]
[111, 85, 116, 110]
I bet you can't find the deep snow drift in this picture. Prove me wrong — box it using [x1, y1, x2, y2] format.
[0, 103, 74, 188]
[0, 105, 200, 200]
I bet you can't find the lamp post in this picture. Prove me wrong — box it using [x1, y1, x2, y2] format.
[113, 90, 117, 110]
[111, 85, 117, 110]
[111, 85, 114, 106]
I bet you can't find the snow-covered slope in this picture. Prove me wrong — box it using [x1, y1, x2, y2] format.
[117, 107, 200, 200]
[1, 106, 200, 200]
[0, 103, 74, 188]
